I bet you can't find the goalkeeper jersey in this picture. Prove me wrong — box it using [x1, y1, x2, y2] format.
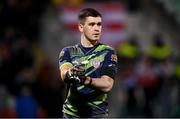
[59, 43, 118, 117]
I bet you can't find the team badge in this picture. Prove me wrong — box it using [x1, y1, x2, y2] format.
[111, 54, 118, 62]
[92, 60, 101, 69]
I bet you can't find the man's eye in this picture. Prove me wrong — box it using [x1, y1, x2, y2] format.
[97, 23, 101, 26]
[89, 23, 95, 26]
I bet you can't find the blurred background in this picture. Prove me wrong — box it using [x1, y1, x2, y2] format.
[0, 0, 180, 118]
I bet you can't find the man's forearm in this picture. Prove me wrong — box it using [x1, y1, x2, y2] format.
[84, 75, 114, 93]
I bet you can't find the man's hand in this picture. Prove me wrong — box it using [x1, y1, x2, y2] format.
[84, 77, 93, 86]
[64, 64, 85, 83]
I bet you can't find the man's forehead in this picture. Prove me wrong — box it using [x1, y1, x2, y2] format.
[85, 16, 102, 23]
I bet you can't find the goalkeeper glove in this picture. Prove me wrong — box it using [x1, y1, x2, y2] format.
[64, 64, 85, 84]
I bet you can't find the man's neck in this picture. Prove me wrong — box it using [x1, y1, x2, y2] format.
[81, 35, 98, 48]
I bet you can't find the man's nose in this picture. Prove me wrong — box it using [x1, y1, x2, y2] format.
[94, 25, 100, 31]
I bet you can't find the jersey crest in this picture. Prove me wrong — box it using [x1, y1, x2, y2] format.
[92, 59, 101, 69]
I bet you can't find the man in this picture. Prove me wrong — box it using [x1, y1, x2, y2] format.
[59, 8, 118, 118]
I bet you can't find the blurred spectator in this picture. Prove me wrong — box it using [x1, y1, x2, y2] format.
[12, 35, 34, 75]
[0, 96, 17, 118]
[15, 66, 35, 95]
[117, 35, 141, 67]
[135, 56, 158, 117]
[157, 59, 175, 117]
[0, 85, 17, 118]
[146, 34, 174, 117]
[0, 40, 14, 94]
[121, 63, 139, 117]
[15, 83, 41, 118]
[147, 34, 172, 63]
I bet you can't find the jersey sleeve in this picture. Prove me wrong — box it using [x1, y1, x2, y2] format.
[101, 49, 118, 79]
[59, 47, 72, 69]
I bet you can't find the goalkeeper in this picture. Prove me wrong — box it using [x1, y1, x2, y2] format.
[59, 8, 118, 118]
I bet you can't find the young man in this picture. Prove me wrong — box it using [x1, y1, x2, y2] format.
[59, 8, 118, 118]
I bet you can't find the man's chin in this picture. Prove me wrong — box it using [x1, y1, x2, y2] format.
[90, 39, 98, 42]
[92, 37, 100, 41]
[88, 39, 98, 44]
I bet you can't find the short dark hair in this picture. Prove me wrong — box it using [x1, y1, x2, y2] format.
[78, 8, 102, 24]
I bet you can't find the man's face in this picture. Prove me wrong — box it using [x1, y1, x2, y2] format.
[79, 16, 102, 42]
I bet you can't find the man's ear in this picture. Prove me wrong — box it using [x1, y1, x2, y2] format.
[78, 23, 83, 32]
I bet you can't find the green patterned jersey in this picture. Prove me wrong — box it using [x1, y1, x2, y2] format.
[59, 43, 118, 117]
